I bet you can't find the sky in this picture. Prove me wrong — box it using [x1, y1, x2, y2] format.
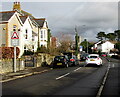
[1, 0, 119, 42]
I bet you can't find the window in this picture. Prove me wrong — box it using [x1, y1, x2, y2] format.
[44, 30, 46, 38]
[13, 25, 17, 31]
[13, 29, 16, 31]
[24, 46, 27, 52]
[32, 36, 34, 41]
[25, 29, 28, 39]
[13, 25, 17, 28]
[41, 30, 43, 38]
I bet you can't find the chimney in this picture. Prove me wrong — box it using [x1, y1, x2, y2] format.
[13, 2, 21, 11]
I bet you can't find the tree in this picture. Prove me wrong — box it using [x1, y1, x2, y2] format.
[80, 39, 91, 53]
[115, 42, 120, 54]
[36, 45, 48, 53]
[47, 29, 51, 48]
[58, 34, 73, 54]
[114, 30, 120, 41]
[106, 33, 116, 41]
[96, 32, 106, 40]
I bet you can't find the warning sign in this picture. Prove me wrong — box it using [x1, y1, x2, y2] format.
[11, 31, 19, 46]
[11, 32, 19, 39]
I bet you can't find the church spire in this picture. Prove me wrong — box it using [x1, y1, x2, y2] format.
[13, 2, 21, 11]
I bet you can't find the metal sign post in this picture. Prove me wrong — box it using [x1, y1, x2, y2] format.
[11, 31, 19, 72]
[14, 46, 17, 72]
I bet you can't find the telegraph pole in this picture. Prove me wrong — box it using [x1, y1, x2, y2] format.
[75, 26, 79, 56]
[87, 40, 88, 53]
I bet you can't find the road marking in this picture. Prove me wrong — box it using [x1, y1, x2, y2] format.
[73, 67, 81, 72]
[56, 73, 70, 80]
[112, 64, 115, 68]
[56, 67, 82, 80]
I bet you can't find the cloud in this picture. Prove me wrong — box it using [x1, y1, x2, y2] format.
[1, 2, 118, 41]
[45, 2, 118, 41]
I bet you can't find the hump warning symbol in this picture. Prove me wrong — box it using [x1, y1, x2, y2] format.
[11, 32, 19, 39]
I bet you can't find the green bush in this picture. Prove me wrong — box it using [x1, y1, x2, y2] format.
[23, 50, 34, 55]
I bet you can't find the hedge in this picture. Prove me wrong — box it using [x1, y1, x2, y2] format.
[0, 47, 20, 59]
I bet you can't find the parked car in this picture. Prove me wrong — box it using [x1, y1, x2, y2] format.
[86, 54, 102, 66]
[52, 56, 69, 68]
[101, 53, 107, 57]
[68, 55, 79, 66]
[63, 52, 79, 66]
[80, 53, 89, 61]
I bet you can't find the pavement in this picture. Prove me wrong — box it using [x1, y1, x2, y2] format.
[0, 67, 51, 83]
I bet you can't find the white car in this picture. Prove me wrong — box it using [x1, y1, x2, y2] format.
[86, 54, 102, 66]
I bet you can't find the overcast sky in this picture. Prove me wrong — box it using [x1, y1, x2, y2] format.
[1, 0, 119, 42]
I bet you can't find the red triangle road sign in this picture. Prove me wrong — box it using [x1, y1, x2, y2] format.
[11, 32, 19, 39]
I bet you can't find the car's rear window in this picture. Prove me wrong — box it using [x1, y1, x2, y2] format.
[89, 56, 98, 58]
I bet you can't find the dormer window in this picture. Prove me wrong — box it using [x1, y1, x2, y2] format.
[13, 25, 17, 31]
[13, 25, 17, 28]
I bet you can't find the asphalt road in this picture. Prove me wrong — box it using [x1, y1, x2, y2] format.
[101, 60, 120, 96]
[2, 57, 119, 96]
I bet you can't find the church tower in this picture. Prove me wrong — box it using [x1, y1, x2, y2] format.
[13, 2, 21, 11]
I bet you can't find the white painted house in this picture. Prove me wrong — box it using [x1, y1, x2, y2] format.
[20, 16, 38, 52]
[34, 18, 48, 47]
[93, 41, 115, 53]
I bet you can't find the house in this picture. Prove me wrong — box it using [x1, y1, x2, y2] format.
[0, 2, 50, 57]
[0, 11, 24, 56]
[51, 37, 57, 48]
[34, 18, 49, 47]
[20, 16, 38, 52]
[93, 41, 115, 53]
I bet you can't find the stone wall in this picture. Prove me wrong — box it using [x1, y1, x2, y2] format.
[36, 53, 55, 67]
[0, 59, 25, 74]
[0, 53, 54, 74]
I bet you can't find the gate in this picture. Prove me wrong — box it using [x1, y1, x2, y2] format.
[24, 55, 37, 67]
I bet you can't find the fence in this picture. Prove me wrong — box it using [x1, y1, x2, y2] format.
[24, 55, 37, 67]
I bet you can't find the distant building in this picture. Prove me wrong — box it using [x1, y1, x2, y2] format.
[51, 37, 57, 48]
[93, 41, 115, 53]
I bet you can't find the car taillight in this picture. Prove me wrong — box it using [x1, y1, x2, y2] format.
[70, 59, 75, 61]
[97, 58, 99, 60]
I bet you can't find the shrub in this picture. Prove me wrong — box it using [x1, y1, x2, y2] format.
[23, 50, 34, 55]
[0, 47, 20, 59]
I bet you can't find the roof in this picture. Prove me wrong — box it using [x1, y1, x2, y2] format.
[19, 16, 28, 23]
[33, 18, 45, 27]
[32, 31, 38, 36]
[0, 11, 16, 21]
[21, 10, 35, 19]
